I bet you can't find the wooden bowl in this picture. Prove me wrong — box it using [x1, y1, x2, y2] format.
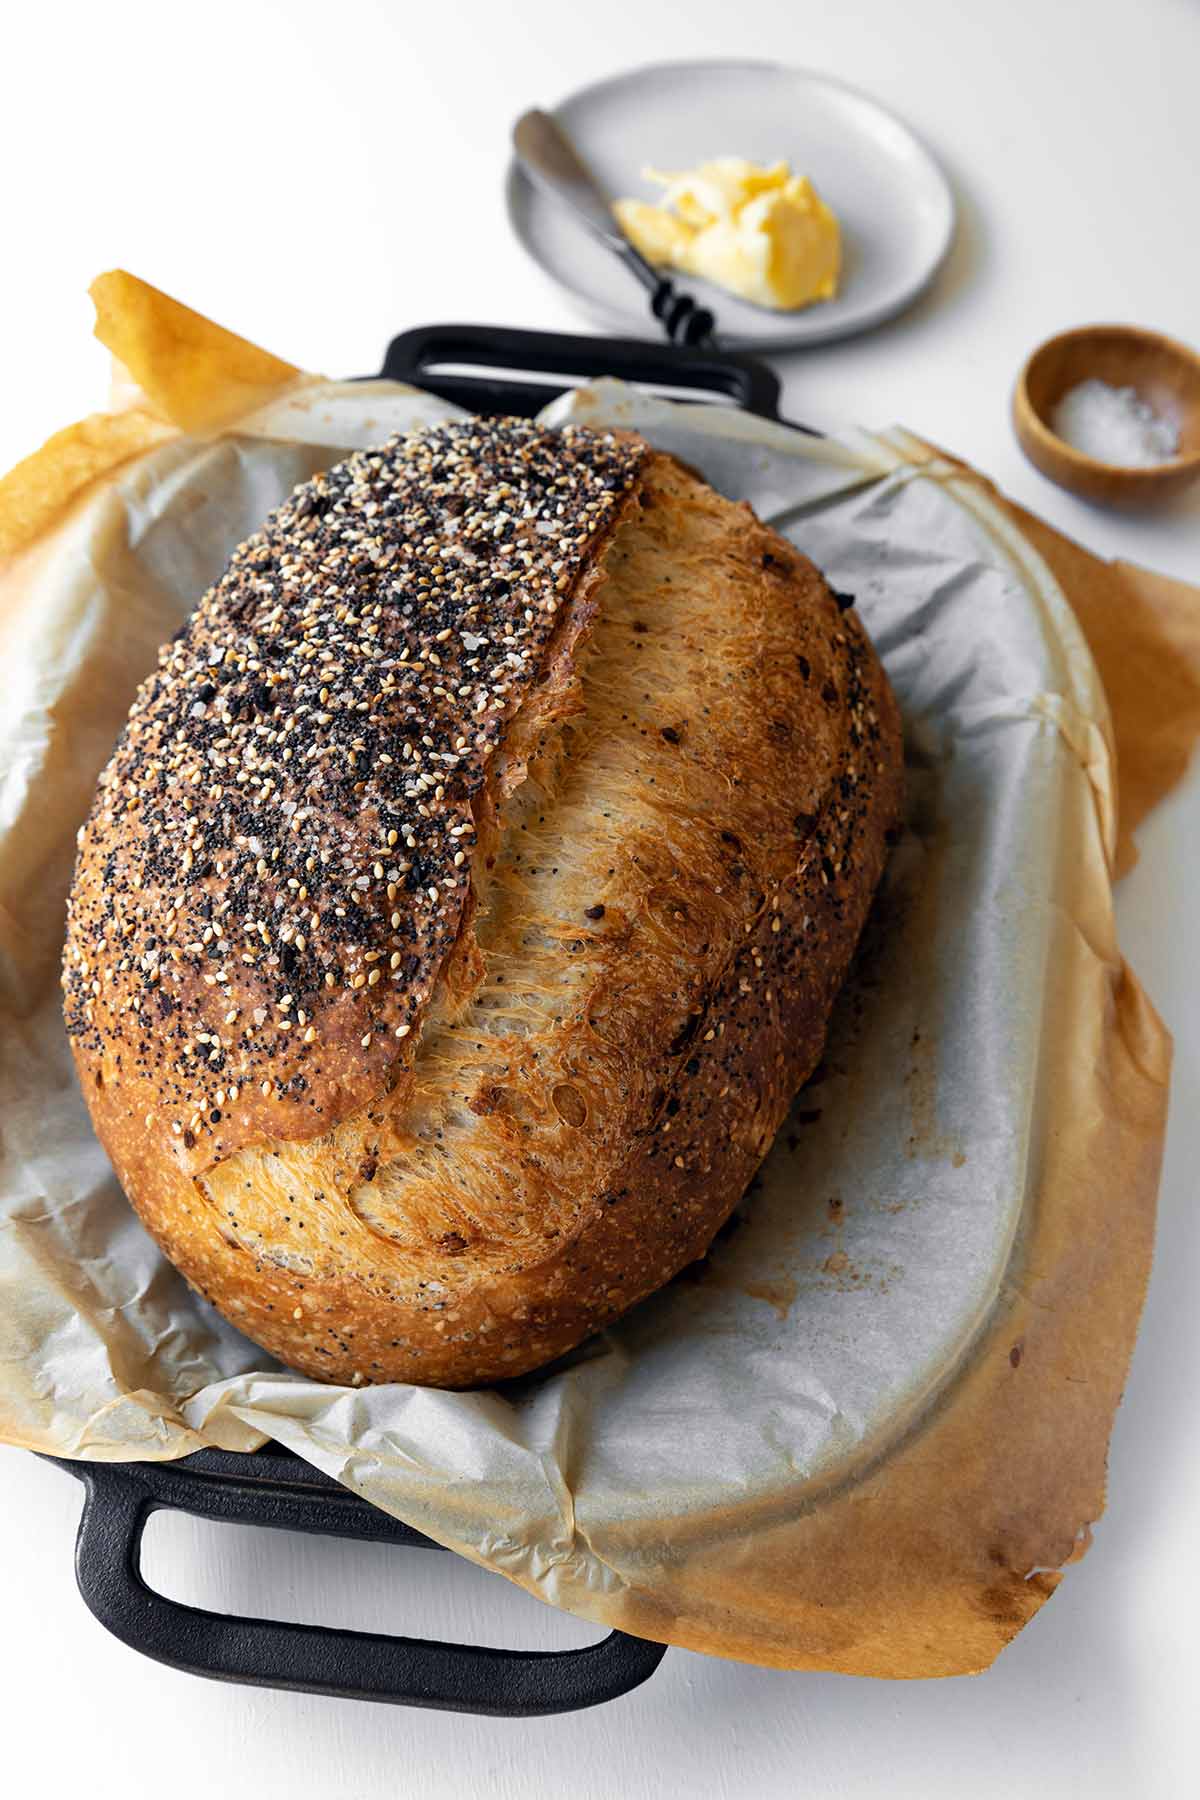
[1013, 324, 1200, 507]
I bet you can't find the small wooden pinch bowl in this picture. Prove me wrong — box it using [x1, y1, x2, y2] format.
[1013, 324, 1200, 508]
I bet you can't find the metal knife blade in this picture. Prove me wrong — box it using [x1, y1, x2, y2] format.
[512, 108, 629, 252]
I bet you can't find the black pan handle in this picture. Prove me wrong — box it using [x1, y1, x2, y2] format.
[66, 1462, 666, 1715]
[378, 321, 783, 421]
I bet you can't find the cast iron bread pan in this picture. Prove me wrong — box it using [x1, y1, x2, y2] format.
[46, 322, 795, 1715]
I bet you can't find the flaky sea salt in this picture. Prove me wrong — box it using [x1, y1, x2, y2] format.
[1051, 379, 1179, 467]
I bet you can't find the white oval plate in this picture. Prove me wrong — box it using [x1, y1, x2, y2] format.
[506, 59, 957, 351]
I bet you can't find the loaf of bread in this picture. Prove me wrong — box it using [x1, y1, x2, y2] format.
[63, 417, 902, 1387]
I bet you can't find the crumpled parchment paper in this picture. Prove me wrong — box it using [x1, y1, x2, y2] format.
[0, 274, 1186, 1676]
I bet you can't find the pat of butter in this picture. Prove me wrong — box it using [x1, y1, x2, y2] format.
[614, 158, 841, 312]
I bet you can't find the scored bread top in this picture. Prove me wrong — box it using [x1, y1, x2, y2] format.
[63, 418, 646, 1175]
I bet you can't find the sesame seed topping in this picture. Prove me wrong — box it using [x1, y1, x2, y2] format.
[62, 416, 644, 1154]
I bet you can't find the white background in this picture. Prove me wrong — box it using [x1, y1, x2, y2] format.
[3, 2, 1199, 1796]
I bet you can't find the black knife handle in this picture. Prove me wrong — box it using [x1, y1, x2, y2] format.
[648, 277, 718, 349]
[614, 241, 717, 348]
[63, 1460, 667, 1715]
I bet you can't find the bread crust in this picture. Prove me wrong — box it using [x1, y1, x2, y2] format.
[64, 422, 902, 1387]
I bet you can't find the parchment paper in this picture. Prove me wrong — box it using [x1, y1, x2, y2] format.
[0, 279, 1184, 1676]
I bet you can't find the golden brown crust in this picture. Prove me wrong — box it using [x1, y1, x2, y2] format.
[65, 428, 902, 1387]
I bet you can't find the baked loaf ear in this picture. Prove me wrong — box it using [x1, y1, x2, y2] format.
[63, 417, 902, 1387]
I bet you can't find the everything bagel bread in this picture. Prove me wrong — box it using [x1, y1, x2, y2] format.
[63, 416, 903, 1386]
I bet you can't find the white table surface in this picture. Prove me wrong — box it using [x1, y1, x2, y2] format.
[4, 2, 1198, 1795]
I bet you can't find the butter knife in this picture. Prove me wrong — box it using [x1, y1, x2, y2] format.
[512, 108, 717, 348]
